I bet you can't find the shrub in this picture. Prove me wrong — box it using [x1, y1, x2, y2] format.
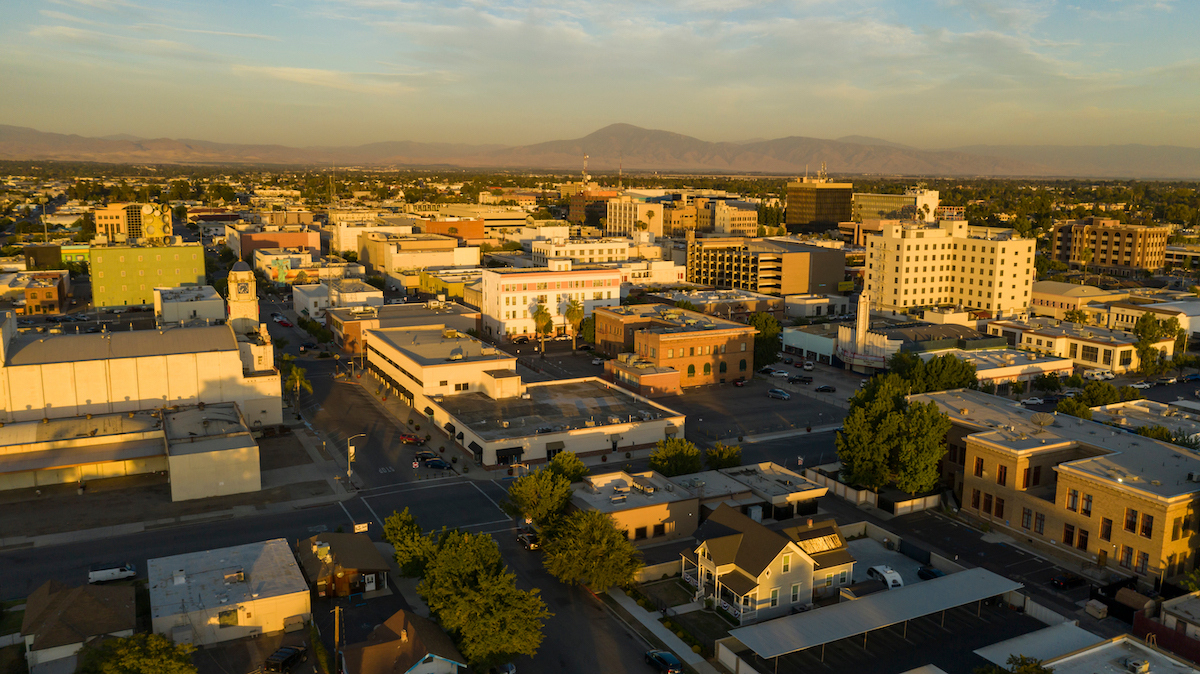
[692, 645, 702, 654]
[676, 631, 686, 639]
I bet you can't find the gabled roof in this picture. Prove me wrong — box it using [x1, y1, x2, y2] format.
[342, 610, 465, 674]
[694, 504, 796, 579]
[21, 580, 135, 651]
[298, 533, 390, 581]
[782, 520, 855, 570]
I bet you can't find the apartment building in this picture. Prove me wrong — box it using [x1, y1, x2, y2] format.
[918, 388, 1200, 590]
[862, 220, 1035, 317]
[647, 288, 785, 322]
[93, 203, 174, 241]
[607, 197, 665, 237]
[594, 303, 757, 391]
[358, 233, 479, 279]
[685, 233, 845, 296]
[91, 241, 205, 308]
[696, 200, 759, 236]
[785, 178, 853, 233]
[985, 316, 1174, 374]
[480, 261, 622, 339]
[531, 238, 630, 266]
[1050, 217, 1170, 276]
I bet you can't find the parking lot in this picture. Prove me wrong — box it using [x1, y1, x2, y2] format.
[846, 539, 928, 587]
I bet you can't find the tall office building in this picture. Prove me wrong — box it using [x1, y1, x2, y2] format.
[1049, 217, 1169, 277]
[785, 178, 853, 233]
[685, 233, 844, 296]
[852, 189, 939, 222]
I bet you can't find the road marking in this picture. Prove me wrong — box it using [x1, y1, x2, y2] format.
[471, 481, 507, 515]
[358, 476, 464, 495]
[360, 497, 385, 530]
[462, 518, 513, 529]
[338, 501, 357, 525]
[378, 467, 395, 474]
[307, 524, 328, 533]
[478, 525, 520, 536]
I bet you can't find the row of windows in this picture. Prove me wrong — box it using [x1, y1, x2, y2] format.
[500, 279, 618, 292]
[97, 268, 196, 278]
[367, 344, 423, 387]
[94, 254, 196, 263]
[870, 242, 1033, 254]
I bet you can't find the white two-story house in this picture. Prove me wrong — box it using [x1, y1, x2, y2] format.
[681, 504, 855, 624]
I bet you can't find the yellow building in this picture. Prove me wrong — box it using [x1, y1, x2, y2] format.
[93, 203, 174, 241]
[1050, 217, 1170, 276]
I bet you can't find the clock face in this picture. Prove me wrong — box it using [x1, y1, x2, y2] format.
[237, 283, 250, 295]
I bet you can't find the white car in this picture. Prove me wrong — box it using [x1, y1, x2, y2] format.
[591, 357, 604, 365]
[1020, 397, 1044, 406]
[866, 565, 904, 589]
[1131, 381, 1153, 389]
[770, 369, 790, 378]
[802, 362, 815, 371]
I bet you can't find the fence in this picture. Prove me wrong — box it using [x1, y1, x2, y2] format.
[1134, 609, 1200, 664]
[804, 464, 877, 507]
[634, 560, 682, 584]
[716, 638, 764, 674]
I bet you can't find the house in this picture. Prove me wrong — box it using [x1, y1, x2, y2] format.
[297, 533, 391, 598]
[342, 610, 466, 674]
[680, 504, 855, 625]
[20, 580, 135, 673]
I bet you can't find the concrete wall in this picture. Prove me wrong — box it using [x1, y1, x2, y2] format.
[0, 455, 168, 491]
[24, 629, 135, 667]
[167, 444, 261, 502]
[634, 559, 682, 584]
[154, 591, 311, 646]
[716, 639, 763, 674]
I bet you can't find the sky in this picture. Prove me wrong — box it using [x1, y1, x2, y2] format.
[1, 0, 1198, 149]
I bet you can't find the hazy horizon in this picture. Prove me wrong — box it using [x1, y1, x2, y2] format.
[2, 0, 1197, 150]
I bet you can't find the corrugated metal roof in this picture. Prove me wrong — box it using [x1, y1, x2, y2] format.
[7, 325, 237, 366]
[729, 568, 1022, 659]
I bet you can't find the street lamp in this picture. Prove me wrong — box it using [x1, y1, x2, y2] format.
[347, 433, 365, 489]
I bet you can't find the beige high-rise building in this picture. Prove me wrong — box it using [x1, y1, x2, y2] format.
[606, 198, 664, 237]
[1050, 217, 1169, 276]
[863, 220, 1034, 317]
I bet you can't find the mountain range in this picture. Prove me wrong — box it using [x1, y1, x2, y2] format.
[2, 122, 1199, 179]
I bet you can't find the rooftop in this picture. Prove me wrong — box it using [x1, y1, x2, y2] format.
[437, 378, 683, 442]
[648, 288, 778, 304]
[599, 303, 753, 334]
[718, 463, 827, 504]
[327, 300, 478, 324]
[148, 539, 308, 619]
[161, 403, 254, 456]
[1032, 281, 1126, 298]
[913, 389, 1200, 500]
[972, 623, 1104, 668]
[1044, 636, 1199, 674]
[1091, 400, 1200, 441]
[918, 348, 1073, 371]
[575, 470, 689, 513]
[155, 285, 221, 302]
[365, 326, 513, 368]
[6, 324, 237, 366]
[331, 278, 380, 294]
[989, 317, 1154, 346]
[484, 264, 616, 275]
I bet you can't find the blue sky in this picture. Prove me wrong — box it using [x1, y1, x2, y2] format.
[1, 0, 1196, 148]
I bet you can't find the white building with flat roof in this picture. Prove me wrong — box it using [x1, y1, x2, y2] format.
[531, 238, 630, 265]
[480, 261, 623, 339]
[985, 316, 1174, 374]
[154, 285, 225, 325]
[149, 539, 311, 646]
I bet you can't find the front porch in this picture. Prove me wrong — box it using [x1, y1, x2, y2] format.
[682, 552, 757, 625]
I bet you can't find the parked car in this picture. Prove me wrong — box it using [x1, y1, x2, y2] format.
[793, 361, 806, 368]
[1183, 373, 1200, 382]
[277, 320, 294, 328]
[1157, 376, 1178, 385]
[88, 562, 137, 584]
[512, 336, 530, 345]
[517, 532, 540, 550]
[732, 378, 747, 387]
[787, 376, 807, 384]
[815, 385, 836, 393]
[300, 341, 317, 350]
[645, 650, 683, 674]
[271, 313, 285, 321]
[770, 369, 789, 378]
[866, 565, 904, 589]
[917, 566, 945, 580]
[591, 357, 604, 365]
[398, 434, 422, 445]
[424, 458, 452, 470]
[802, 362, 815, 371]
[783, 357, 793, 364]
[1049, 572, 1087, 590]
[758, 366, 776, 374]
[1020, 397, 1044, 405]
[415, 450, 438, 461]
[263, 646, 307, 673]
[577, 344, 593, 351]
[1131, 381, 1153, 389]
[766, 389, 791, 400]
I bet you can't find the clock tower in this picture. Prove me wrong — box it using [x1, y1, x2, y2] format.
[227, 261, 259, 333]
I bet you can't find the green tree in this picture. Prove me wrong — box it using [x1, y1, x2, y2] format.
[675, 299, 700, 312]
[532, 303, 552, 354]
[1118, 385, 1145, 401]
[1032, 373, 1062, 393]
[383, 507, 437, 577]
[1062, 309, 1089, 324]
[705, 442, 742, 470]
[1011, 380, 1026, 396]
[419, 530, 550, 670]
[887, 352, 977, 393]
[78, 633, 197, 674]
[648, 438, 702, 476]
[838, 376, 906, 490]
[892, 401, 953, 495]
[1172, 355, 1196, 378]
[285, 365, 312, 404]
[502, 469, 572, 527]
[565, 298, 584, 350]
[1132, 312, 1170, 375]
[1055, 397, 1093, 420]
[580, 316, 595, 344]
[973, 654, 1055, 674]
[1065, 373, 1085, 388]
[1078, 381, 1121, 407]
[748, 312, 781, 367]
[1136, 424, 1200, 450]
[542, 509, 642, 591]
[545, 451, 589, 482]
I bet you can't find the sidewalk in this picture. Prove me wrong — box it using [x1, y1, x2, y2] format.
[608, 588, 721, 674]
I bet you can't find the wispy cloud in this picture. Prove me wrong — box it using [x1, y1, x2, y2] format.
[29, 24, 216, 59]
[45, 0, 144, 13]
[135, 23, 281, 41]
[231, 65, 415, 94]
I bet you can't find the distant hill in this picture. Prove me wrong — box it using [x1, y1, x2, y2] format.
[2, 123, 1198, 178]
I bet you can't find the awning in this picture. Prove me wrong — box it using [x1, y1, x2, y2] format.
[444, 422, 456, 434]
[495, 447, 524, 459]
[545, 441, 565, 451]
[423, 407, 434, 415]
[456, 432, 464, 441]
[468, 441, 483, 453]
[666, 425, 679, 434]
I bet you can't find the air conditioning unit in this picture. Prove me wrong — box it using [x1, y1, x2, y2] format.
[1124, 658, 1150, 674]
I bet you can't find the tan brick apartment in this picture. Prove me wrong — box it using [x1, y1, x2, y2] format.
[918, 389, 1200, 589]
[685, 233, 845, 296]
[1050, 217, 1170, 276]
[594, 303, 757, 389]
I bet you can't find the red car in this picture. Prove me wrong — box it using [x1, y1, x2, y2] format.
[733, 378, 747, 387]
[277, 320, 293, 328]
[794, 361, 805, 368]
[398, 434, 422, 445]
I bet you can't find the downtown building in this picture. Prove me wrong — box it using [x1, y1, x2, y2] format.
[480, 260, 623, 339]
[1049, 217, 1170, 276]
[685, 233, 845, 296]
[785, 177, 853, 233]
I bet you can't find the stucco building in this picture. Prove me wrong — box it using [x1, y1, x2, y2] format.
[685, 233, 845, 296]
[985, 316, 1173, 374]
[91, 241, 205, 308]
[1050, 217, 1170, 276]
[480, 261, 623, 339]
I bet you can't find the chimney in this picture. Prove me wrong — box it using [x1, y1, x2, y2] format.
[400, 628, 408, 643]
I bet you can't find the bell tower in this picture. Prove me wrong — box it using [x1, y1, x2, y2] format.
[227, 261, 259, 333]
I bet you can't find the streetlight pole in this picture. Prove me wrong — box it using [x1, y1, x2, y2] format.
[347, 433, 365, 490]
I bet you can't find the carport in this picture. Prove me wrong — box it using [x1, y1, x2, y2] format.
[728, 568, 1022, 671]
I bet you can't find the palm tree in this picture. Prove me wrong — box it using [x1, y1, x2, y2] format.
[532, 303, 552, 355]
[275, 337, 290, 353]
[285, 366, 313, 406]
[565, 298, 585, 350]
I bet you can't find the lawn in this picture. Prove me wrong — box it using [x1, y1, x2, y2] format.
[665, 609, 734, 651]
[640, 579, 695, 609]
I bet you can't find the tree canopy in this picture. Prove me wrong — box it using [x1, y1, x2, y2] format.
[545, 450, 589, 482]
[383, 507, 437, 577]
[1054, 398, 1093, 420]
[502, 468, 573, 527]
[748, 312, 781, 367]
[648, 438, 702, 476]
[542, 509, 642, 591]
[78, 634, 197, 674]
[973, 654, 1055, 674]
[885, 352, 978, 394]
[705, 442, 742, 470]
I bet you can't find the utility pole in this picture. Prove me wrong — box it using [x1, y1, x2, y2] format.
[347, 433, 365, 489]
[332, 605, 342, 672]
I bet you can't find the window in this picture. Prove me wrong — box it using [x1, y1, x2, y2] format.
[782, 554, 791, 573]
[667, 349, 673, 358]
[974, 457, 984, 477]
[971, 489, 980, 509]
[1120, 545, 1133, 568]
[687, 365, 695, 377]
[653, 523, 665, 537]
[791, 583, 801, 603]
[1135, 551, 1149, 574]
[689, 347, 695, 357]
[824, 573, 833, 587]
[1077, 529, 1089, 551]
[1081, 494, 1092, 517]
[983, 493, 993, 514]
[1141, 514, 1154, 538]
[840, 570, 848, 584]
[1034, 512, 1045, 534]
[1067, 489, 1078, 512]
[703, 363, 711, 376]
[1021, 508, 1032, 529]
[770, 589, 779, 607]
[997, 465, 1007, 486]
[1081, 345, 1099, 362]
[1022, 468, 1031, 489]
[1173, 517, 1183, 542]
[218, 609, 238, 627]
[454, 383, 468, 391]
[719, 361, 727, 374]
[739, 359, 746, 372]
[1063, 524, 1075, 547]
[1125, 508, 1139, 533]
[1032, 466, 1042, 485]
[1101, 517, 1112, 541]
[741, 342, 747, 352]
[994, 497, 1005, 519]
[634, 526, 647, 540]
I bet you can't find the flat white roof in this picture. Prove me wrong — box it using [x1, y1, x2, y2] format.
[1045, 636, 1200, 674]
[728, 568, 1022, 659]
[148, 539, 307, 619]
[974, 623, 1103, 667]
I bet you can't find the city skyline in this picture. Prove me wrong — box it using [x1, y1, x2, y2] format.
[1, 0, 1197, 150]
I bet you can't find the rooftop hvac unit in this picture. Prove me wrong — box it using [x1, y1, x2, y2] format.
[610, 494, 627, 504]
[1124, 659, 1149, 674]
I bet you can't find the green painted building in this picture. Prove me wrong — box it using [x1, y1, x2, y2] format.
[91, 242, 206, 307]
